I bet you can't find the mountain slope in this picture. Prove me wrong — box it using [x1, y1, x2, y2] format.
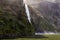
[0, 0, 35, 38]
[28, 1, 60, 33]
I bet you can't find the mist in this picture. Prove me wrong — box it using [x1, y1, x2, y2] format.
[24, 0, 60, 6]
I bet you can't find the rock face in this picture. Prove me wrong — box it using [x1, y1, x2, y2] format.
[37, 2, 60, 32]
[28, 6, 44, 33]
[0, 0, 35, 38]
[24, 0, 59, 8]
[28, 1, 60, 33]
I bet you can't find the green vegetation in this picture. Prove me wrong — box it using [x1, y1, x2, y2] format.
[2, 35, 60, 40]
[0, 3, 35, 37]
[39, 17, 56, 32]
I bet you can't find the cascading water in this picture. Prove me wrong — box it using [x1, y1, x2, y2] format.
[25, 4, 31, 23]
[23, 0, 31, 23]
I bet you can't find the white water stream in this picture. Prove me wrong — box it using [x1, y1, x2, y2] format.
[23, 0, 31, 23]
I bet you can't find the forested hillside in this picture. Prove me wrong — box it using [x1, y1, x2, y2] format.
[0, 0, 35, 38]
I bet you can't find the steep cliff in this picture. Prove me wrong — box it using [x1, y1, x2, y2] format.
[29, 1, 60, 33]
[0, 0, 35, 38]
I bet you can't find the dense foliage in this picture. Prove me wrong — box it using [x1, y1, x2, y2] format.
[0, 3, 35, 37]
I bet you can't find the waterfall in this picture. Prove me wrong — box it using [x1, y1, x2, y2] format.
[24, 3, 31, 23]
[25, 4, 31, 23]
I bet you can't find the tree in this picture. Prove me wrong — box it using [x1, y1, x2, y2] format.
[0, 1, 35, 38]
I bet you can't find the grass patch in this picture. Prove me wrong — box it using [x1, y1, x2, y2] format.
[1, 34, 60, 40]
